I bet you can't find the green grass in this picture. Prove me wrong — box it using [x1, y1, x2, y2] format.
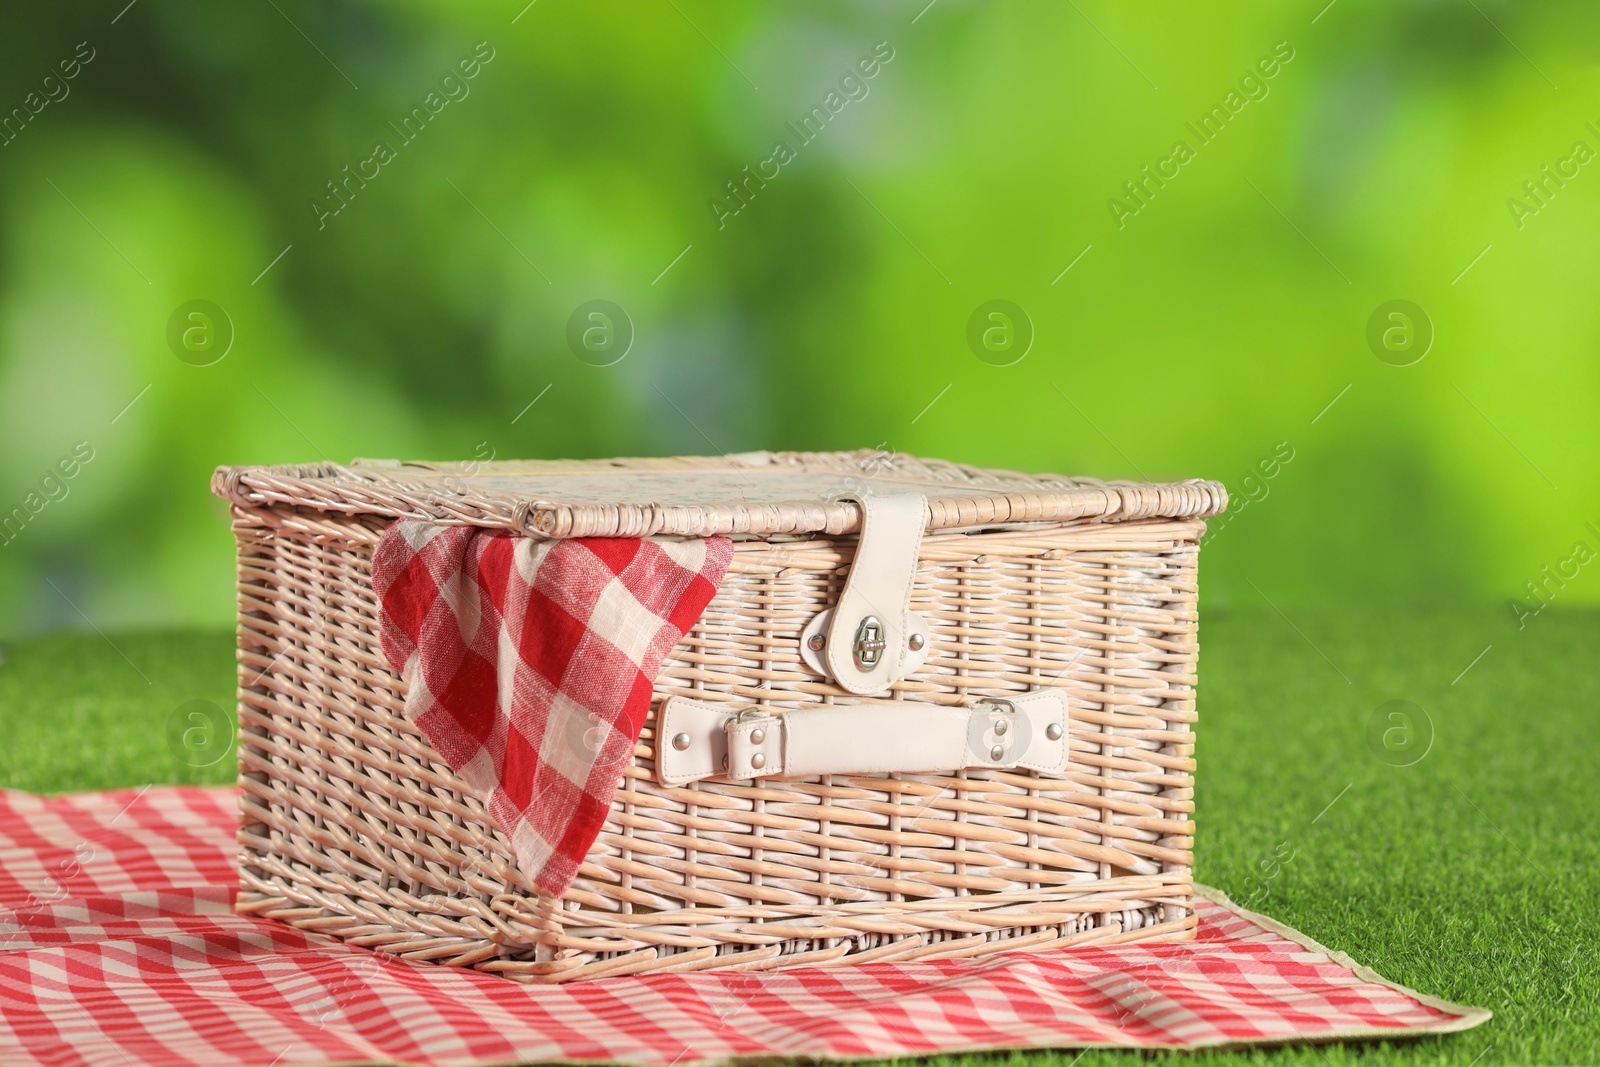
[1, 607, 1595, 1064]
[0, 628, 239, 790]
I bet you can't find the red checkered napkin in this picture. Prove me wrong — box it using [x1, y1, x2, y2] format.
[371, 521, 732, 896]
[0, 787, 1490, 1067]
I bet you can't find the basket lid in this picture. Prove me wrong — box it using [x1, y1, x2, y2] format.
[212, 450, 1225, 539]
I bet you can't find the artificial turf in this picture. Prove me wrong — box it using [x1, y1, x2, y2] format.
[0, 605, 1594, 1065]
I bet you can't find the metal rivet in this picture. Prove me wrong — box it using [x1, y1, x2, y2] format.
[751, 753, 766, 770]
[989, 744, 1005, 761]
[1046, 722, 1063, 741]
[750, 728, 765, 745]
[993, 718, 1008, 736]
[671, 732, 692, 751]
[807, 633, 825, 651]
[908, 633, 926, 651]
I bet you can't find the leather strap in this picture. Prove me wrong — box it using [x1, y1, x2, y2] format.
[823, 492, 928, 695]
[655, 689, 1069, 785]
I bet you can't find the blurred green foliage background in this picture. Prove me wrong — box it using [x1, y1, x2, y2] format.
[2, 0, 1597, 636]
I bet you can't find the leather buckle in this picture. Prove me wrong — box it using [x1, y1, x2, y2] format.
[968, 697, 1031, 765]
[724, 709, 780, 780]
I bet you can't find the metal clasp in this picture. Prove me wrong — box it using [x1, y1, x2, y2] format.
[852, 615, 887, 671]
[727, 707, 773, 728]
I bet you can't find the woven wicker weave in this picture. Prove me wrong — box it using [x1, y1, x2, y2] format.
[214, 450, 1225, 982]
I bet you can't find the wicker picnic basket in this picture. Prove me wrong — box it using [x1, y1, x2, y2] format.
[213, 450, 1225, 982]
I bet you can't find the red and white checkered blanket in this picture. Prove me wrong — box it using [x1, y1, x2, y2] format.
[0, 787, 1489, 1067]
[371, 522, 732, 895]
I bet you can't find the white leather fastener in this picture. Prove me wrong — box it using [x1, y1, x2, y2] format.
[655, 689, 1070, 785]
[656, 697, 736, 786]
[798, 608, 932, 678]
[823, 492, 928, 696]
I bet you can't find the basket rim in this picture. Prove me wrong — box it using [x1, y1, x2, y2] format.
[212, 449, 1227, 539]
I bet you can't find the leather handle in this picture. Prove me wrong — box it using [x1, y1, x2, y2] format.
[656, 690, 1070, 785]
[822, 492, 928, 695]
